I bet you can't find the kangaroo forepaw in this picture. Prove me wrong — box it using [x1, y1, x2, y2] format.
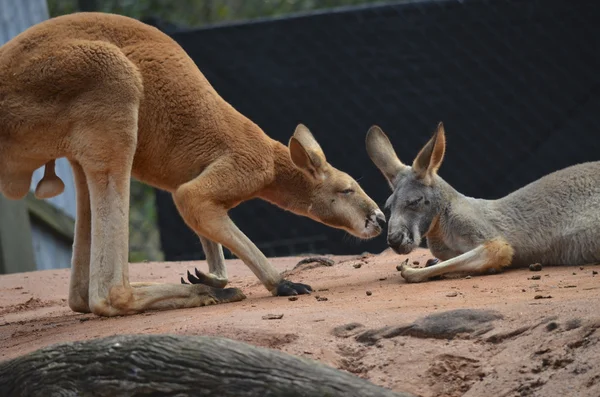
[400, 264, 428, 283]
[276, 280, 313, 296]
[181, 268, 228, 288]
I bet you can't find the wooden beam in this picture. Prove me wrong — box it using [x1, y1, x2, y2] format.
[25, 192, 74, 243]
[0, 334, 414, 397]
[0, 196, 36, 274]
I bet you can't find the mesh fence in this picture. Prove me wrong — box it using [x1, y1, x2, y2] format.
[151, 0, 600, 261]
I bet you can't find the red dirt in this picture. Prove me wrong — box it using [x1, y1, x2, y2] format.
[1, 249, 599, 397]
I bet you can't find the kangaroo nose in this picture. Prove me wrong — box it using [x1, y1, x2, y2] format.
[374, 209, 386, 229]
[387, 234, 403, 248]
[387, 231, 413, 254]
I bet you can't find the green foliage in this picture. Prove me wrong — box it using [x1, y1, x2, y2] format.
[48, 0, 388, 26]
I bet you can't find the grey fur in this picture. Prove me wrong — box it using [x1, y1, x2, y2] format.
[366, 123, 600, 282]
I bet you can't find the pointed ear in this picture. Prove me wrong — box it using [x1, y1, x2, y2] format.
[288, 124, 327, 180]
[412, 122, 446, 182]
[366, 125, 406, 189]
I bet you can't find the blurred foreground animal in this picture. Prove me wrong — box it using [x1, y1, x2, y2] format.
[0, 12, 384, 316]
[0, 334, 416, 397]
[366, 122, 600, 282]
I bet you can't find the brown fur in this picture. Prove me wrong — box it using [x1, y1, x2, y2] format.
[0, 12, 384, 316]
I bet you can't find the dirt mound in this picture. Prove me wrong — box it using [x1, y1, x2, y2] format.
[1, 249, 600, 396]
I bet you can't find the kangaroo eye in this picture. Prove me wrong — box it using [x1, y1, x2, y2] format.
[407, 197, 423, 207]
[340, 188, 355, 195]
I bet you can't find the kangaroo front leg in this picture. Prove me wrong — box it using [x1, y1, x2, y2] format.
[174, 184, 312, 296]
[400, 238, 514, 283]
[183, 237, 228, 288]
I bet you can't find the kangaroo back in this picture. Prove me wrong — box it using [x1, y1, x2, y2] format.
[494, 161, 600, 265]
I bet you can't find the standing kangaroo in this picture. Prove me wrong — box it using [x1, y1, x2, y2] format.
[0, 12, 385, 317]
[366, 122, 600, 282]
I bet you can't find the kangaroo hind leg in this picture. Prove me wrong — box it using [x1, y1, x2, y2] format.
[182, 237, 228, 288]
[400, 238, 515, 283]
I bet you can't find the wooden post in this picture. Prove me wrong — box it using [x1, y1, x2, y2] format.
[0, 196, 36, 274]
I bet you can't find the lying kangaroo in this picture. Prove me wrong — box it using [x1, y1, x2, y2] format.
[0, 12, 384, 316]
[366, 122, 600, 282]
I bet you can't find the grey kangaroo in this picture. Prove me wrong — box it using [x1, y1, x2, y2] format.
[366, 122, 600, 283]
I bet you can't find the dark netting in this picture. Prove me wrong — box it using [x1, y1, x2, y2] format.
[151, 0, 600, 261]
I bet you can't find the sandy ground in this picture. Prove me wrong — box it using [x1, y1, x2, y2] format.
[1, 248, 600, 397]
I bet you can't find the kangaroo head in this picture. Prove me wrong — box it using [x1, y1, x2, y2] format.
[288, 124, 385, 239]
[366, 122, 447, 254]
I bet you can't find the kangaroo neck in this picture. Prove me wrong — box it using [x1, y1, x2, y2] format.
[257, 141, 314, 216]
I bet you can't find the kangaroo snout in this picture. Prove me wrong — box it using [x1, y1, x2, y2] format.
[387, 230, 414, 255]
[364, 208, 386, 237]
[373, 209, 386, 229]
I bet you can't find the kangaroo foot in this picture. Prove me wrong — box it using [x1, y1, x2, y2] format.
[207, 286, 246, 303]
[182, 268, 228, 289]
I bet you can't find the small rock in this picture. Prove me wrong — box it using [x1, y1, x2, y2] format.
[262, 314, 284, 320]
[366, 290, 372, 296]
[318, 288, 329, 292]
[379, 277, 387, 281]
[593, 271, 598, 276]
[288, 296, 298, 301]
[353, 263, 362, 269]
[565, 319, 582, 330]
[465, 275, 472, 279]
[426, 258, 440, 267]
[534, 295, 552, 300]
[529, 263, 543, 272]
[580, 267, 584, 270]
[530, 275, 541, 280]
[573, 272, 577, 275]
[412, 261, 420, 266]
[522, 289, 526, 292]
[446, 291, 459, 297]
[315, 296, 328, 302]
[545, 322, 559, 332]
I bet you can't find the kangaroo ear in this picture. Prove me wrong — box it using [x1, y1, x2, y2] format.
[289, 124, 327, 181]
[366, 125, 406, 189]
[412, 122, 446, 183]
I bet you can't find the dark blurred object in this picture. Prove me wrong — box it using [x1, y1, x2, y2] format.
[153, 0, 600, 261]
[77, 0, 97, 12]
[141, 16, 187, 35]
